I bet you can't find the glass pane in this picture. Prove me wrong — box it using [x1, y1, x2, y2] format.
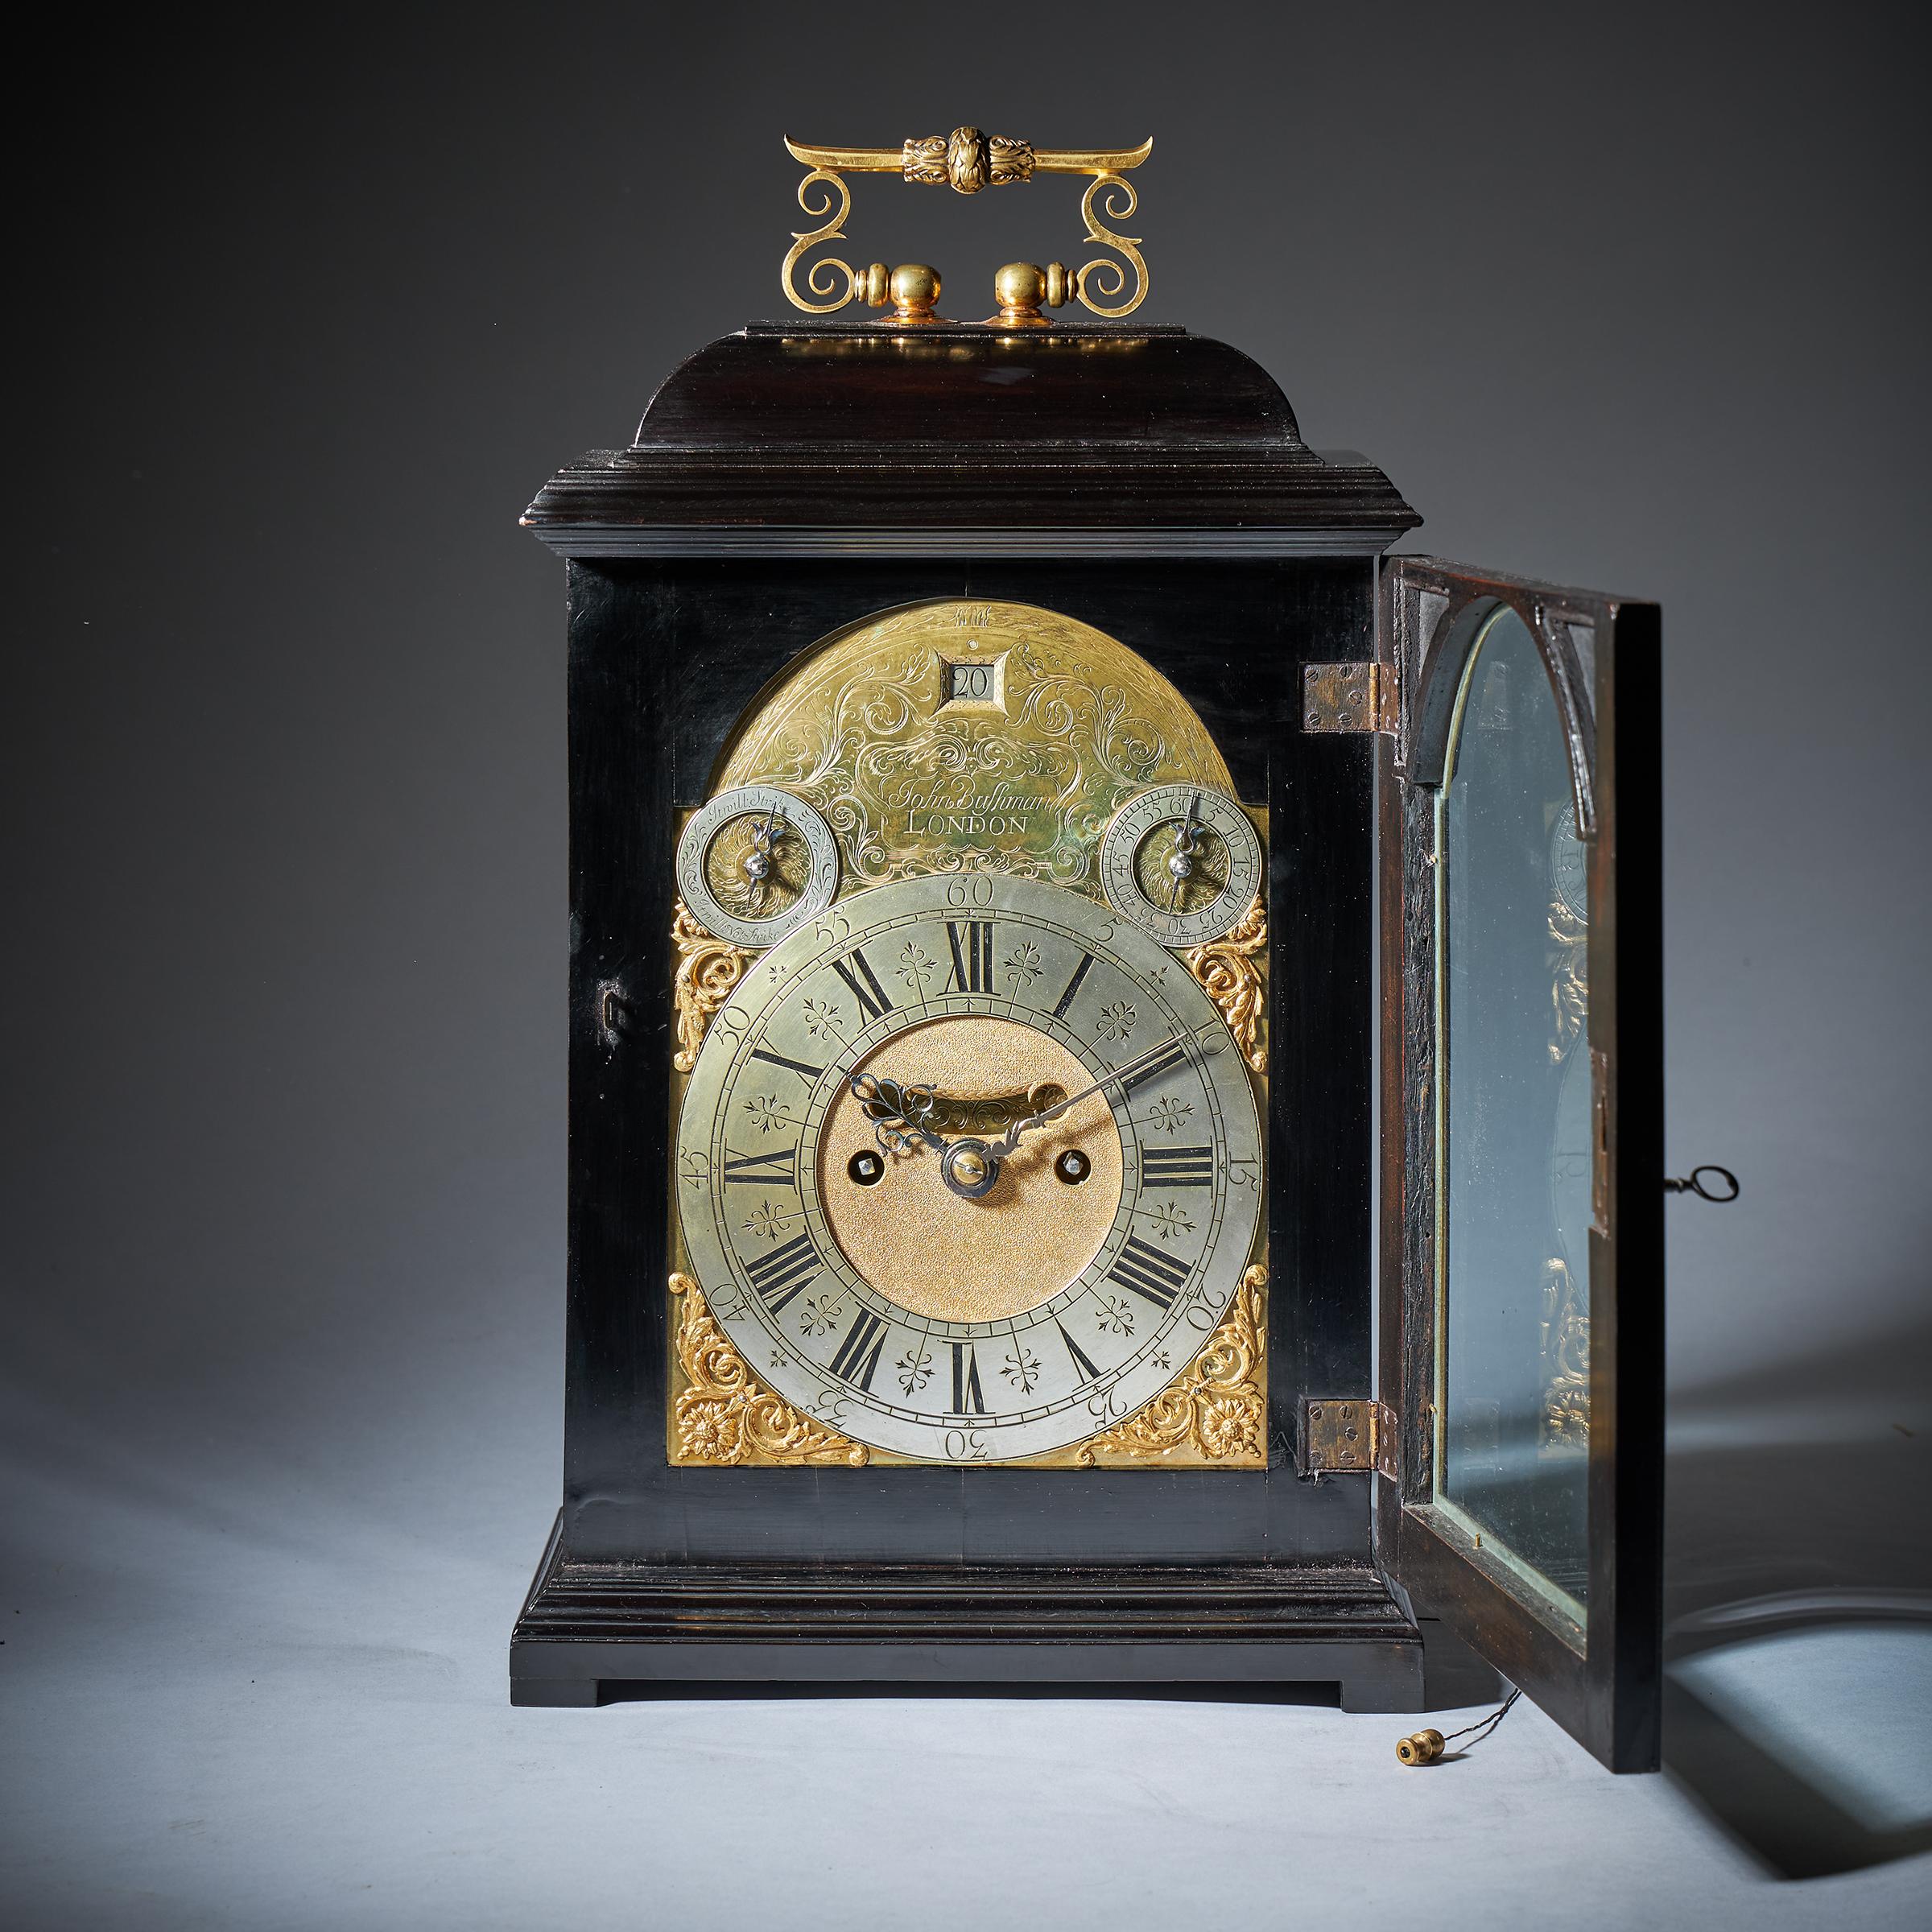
[1434, 607, 1591, 1636]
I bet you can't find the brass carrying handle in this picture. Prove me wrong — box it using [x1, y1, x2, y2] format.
[785, 132, 1153, 189]
[778, 128, 1153, 325]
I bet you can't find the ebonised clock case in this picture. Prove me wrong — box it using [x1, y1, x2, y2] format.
[510, 323, 1664, 1773]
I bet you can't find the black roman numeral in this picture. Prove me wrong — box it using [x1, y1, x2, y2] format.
[750, 1045, 824, 1089]
[745, 1232, 820, 1313]
[1140, 1144, 1214, 1188]
[946, 921, 995, 994]
[830, 947, 894, 1022]
[1051, 952, 1095, 1020]
[1056, 1320, 1101, 1384]
[1107, 1235, 1191, 1309]
[950, 1341, 986, 1414]
[1121, 1040, 1190, 1096]
[720, 1145, 799, 1187]
[828, 1308, 889, 1390]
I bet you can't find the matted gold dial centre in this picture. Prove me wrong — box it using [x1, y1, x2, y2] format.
[1133, 819, 1232, 915]
[817, 1017, 1123, 1324]
[704, 811, 815, 919]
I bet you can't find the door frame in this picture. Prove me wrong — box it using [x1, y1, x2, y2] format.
[1374, 556, 1665, 1771]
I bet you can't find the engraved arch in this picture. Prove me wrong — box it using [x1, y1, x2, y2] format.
[712, 598, 1235, 892]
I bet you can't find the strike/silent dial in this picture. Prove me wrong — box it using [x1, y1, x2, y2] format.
[1098, 784, 1263, 947]
[675, 785, 840, 948]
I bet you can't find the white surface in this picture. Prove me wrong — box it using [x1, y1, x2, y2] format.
[1673, 1625, 1932, 1835]
[4, 1447, 1929, 1932]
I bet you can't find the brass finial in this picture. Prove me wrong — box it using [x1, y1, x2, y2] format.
[883, 263, 943, 325]
[779, 130, 1151, 323]
[986, 262, 1077, 328]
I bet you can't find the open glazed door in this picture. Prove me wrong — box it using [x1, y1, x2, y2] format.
[1374, 557, 1663, 1771]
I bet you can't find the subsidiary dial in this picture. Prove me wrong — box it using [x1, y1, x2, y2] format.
[1099, 784, 1263, 947]
[675, 785, 840, 948]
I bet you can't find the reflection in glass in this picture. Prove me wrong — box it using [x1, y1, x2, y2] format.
[1435, 608, 1591, 1635]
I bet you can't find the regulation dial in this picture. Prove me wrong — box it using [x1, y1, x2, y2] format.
[1099, 784, 1263, 947]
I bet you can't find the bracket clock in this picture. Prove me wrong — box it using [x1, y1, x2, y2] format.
[510, 130, 1670, 1772]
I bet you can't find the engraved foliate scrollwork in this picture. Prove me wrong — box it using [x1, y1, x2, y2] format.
[716, 601, 1231, 894]
[1074, 1265, 1267, 1467]
[680, 600, 1267, 1473]
[670, 1274, 869, 1465]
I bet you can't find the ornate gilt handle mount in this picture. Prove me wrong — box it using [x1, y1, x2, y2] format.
[780, 130, 1153, 324]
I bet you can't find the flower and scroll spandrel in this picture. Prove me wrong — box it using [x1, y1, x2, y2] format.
[668, 1274, 868, 1467]
[1074, 1265, 1267, 1468]
[672, 900, 753, 1074]
[1184, 896, 1268, 1075]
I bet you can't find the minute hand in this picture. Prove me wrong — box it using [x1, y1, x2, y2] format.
[994, 1026, 1215, 1157]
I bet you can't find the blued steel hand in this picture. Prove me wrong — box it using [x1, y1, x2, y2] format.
[848, 1074, 943, 1156]
[741, 806, 787, 911]
[1167, 792, 1204, 909]
[992, 1023, 1216, 1158]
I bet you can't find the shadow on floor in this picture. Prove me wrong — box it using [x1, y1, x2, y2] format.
[1662, 1389, 1931, 1880]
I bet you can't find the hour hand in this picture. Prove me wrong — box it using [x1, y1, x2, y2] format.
[848, 1075, 943, 1156]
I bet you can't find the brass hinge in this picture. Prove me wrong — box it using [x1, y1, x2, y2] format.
[1298, 1396, 1401, 1479]
[1302, 662, 1397, 735]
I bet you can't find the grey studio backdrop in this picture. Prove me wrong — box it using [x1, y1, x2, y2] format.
[6, 3, 1929, 1927]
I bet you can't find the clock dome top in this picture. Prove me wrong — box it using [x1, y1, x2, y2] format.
[523, 324, 1417, 555]
[631, 324, 1301, 452]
